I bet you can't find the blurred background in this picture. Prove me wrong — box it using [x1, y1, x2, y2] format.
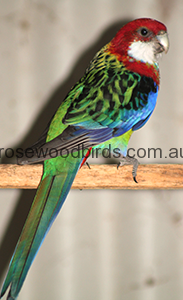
[0, 1, 183, 299]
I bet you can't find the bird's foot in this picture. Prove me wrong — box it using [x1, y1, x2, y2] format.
[86, 162, 91, 169]
[117, 155, 139, 183]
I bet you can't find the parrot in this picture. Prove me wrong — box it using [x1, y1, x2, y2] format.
[0, 18, 169, 300]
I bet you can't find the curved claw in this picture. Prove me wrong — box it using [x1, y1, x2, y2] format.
[133, 176, 138, 184]
[117, 155, 139, 183]
[117, 162, 121, 170]
[86, 162, 91, 169]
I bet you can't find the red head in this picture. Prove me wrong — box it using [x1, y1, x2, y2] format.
[108, 18, 169, 85]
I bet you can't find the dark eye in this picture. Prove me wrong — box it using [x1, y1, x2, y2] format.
[140, 28, 149, 36]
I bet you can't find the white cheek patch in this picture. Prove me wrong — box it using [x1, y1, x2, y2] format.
[128, 40, 155, 65]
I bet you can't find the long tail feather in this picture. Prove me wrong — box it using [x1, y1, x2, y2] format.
[0, 161, 80, 300]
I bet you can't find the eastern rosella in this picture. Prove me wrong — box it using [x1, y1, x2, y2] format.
[0, 18, 169, 300]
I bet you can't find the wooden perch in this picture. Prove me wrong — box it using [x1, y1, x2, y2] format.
[0, 164, 182, 189]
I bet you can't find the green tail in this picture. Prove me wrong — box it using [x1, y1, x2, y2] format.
[0, 158, 81, 300]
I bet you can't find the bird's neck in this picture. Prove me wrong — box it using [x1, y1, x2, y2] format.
[107, 42, 160, 86]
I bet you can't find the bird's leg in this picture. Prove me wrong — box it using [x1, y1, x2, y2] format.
[117, 155, 139, 183]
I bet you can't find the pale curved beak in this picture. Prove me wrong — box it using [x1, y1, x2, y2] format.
[156, 32, 169, 54]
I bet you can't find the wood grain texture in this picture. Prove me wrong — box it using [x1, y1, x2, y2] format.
[0, 164, 183, 189]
